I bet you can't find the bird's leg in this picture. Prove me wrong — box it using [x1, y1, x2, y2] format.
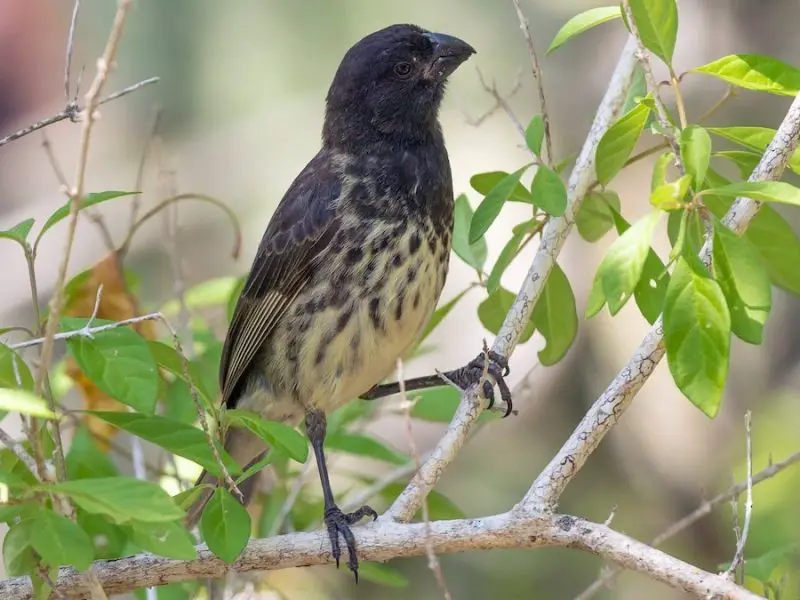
[305, 410, 377, 581]
[360, 348, 514, 417]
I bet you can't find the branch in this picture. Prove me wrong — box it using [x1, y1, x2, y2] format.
[511, 0, 554, 165]
[574, 448, 800, 599]
[0, 78, 159, 149]
[0, 513, 762, 600]
[383, 34, 639, 524]
[523, 91, 800, 511]
[621, 0, 684, 173]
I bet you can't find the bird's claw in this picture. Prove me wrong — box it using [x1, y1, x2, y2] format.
[446, 349, 513, 417]
[324, 503, 378, 581]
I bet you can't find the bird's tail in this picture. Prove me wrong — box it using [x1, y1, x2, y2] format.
[184, 427, 267, 529]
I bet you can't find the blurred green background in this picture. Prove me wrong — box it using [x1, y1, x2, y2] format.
[0, 1, 799, 598]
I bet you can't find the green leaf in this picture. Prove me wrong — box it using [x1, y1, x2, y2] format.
[326, 432, 408, 465]
[0, 505, 23, 523]
[478, 287, 535, 343]
[37, 191, 138, 243]
[650, 175, 692, 210]
[547, 6, 622, 53]
[0, 218, 35, 246]
[699, 180, 800, 206]
[575, 191, 620, 242]
[663, 257, 730, 417]
[87, 411, 241, 477]
[225, 410, 308, 463]
[627, 0, 679, 65]
[636, 250, 670, 323]
[651, 152, 674, 191]
[172, 486, 211, 512]
[611, 212, 670, 323]
[530, 263, 577, 365]
[65, 321, 159, 414]
[66, 425, 119, 479]
[0, 389, 56, 420]
[622, 64, 647, 115]
[692, 54, 800, 96]
[595, 103, 651, 186]
[707, 126, 800, 174]
[200, 488, 251, 564]
[740, 544, 798, 582]
[487, 231, 525, 294]
[525, 115, 545, 155]
[49, 477, 184, 523]
[31, 508, 94, 571]
[148, 341, 215, 406]
[410, 386, 461, 422]
[713, 150, 761, 179]
[585, 273, 606, 319]
[452, 194, 488, 271]
[0, 345, 33, 390]
[712, 222, 772, 344]
[356, 562, 409, 588]
[3, 520, 36, 576]
[596, 211, 662, 314]
[530, 165, 567, 216]
[127, 520, 197, 560]
[739, 206, 800, 295]
[469, 171, 533, 204]
[680, 125, 712, 186]
[701, 170, 800, 294]
[469, 165, 532, 243]
[419, 289, 471, 344]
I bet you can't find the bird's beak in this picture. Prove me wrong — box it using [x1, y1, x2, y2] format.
[423, 31, 476, 81]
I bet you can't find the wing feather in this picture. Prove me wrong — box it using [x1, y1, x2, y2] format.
[219, 152, 341, 407]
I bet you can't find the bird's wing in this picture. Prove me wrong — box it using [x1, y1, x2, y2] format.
[219, 152, 341, 408]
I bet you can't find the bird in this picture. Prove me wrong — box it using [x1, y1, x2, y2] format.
[185, 23, 512, 580]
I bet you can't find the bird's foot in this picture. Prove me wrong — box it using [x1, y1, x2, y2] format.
[444, 346, 514, 417]
[324, 503, 378, 581]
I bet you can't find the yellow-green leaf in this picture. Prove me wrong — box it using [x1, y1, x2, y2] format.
[692, 54, 800, 96]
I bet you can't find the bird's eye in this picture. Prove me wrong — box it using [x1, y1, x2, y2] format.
[393, 61, 413, 78]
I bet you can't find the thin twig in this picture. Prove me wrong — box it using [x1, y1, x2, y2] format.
[130, 107, 163, 229]
[34, 2, 136, 503]
[0, 77, 159, 149]
[41, 132, 70, 189]
[398, 358, 452, 600]
[726, 412, 754, 581]
[511, 0, 554, 165]
[120, 192, 242, 260]
[621, 0, 684, 174]
[10, 312, 160, 350]
[64, 0, 81, 103]
[471, 69, 527, 140]
[573, 448, 800, 600]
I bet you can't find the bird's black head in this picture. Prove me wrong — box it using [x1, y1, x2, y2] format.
[322, 24, 475, 149]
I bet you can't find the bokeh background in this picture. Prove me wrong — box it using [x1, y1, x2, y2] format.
[0, 1, 799, 599]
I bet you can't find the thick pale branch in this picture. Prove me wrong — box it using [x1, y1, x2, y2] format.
[384, 35, 640, 523]
[0, 513, 761, 600]
[524, 92, 800, 511]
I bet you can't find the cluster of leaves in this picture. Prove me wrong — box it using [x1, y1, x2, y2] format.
[1, 1, 800, 597]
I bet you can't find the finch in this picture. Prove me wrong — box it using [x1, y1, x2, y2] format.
[186, 23, 512, 579]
